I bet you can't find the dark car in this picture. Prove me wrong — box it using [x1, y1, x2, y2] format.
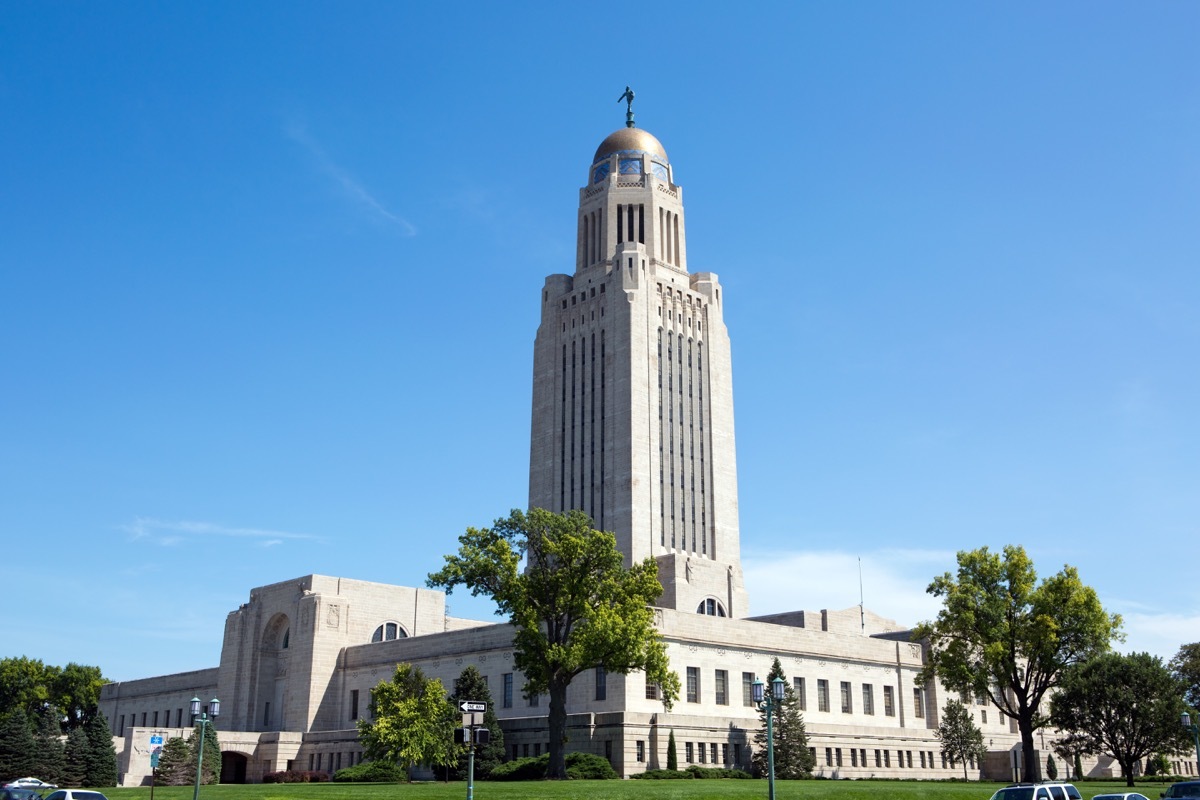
[1163, 783, 1200, 800]
[2, 790, 46, 800]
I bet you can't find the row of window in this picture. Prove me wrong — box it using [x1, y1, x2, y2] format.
[682, 668, 926, 720]
[558, 331, 606, 528]
[821, 747, 973, 771]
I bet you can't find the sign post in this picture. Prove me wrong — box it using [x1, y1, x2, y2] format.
[148, 735, 163, 800]
[454, 701, 488, 800]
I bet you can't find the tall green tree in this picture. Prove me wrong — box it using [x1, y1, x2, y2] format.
[751, 658, 814, 779]
[62, 727, 90, 787]
[186, 720, 220, 785]
[0, 710, 37, 784]
[1169, 643, 1200, 711]
[358, 663, 459, 781]
[428, 508, 680, 779]
[448, 666, 504, 780]
[53, 664, 106, 731]
[935, 699, 986, 780]
[155, 737, 193, 786]
[1046, 754, 1058, 780]
[32, 706, 66, 785]
[84, 712, 118, 787]
[914, 545, 1121, 782]
[0, 658, 53, 723]
[666, 730, 678, 771]
[1050, 651, 1191, 787]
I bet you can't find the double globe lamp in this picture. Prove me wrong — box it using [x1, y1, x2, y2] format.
[189, 696, 220, 800]
[752, 676, 787, 800]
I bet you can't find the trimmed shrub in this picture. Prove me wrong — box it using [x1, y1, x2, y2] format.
[331, 760, 404, 783]
[488, 752, 618, 781]
[263, 770, 329, 783]
[631, 769, 692, 780]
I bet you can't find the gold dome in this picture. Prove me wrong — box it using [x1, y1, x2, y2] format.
[592, 127, 668, 164]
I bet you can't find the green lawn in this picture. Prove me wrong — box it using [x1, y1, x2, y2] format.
[101, 779, 1173, 800]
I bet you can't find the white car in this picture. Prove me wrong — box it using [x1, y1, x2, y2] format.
[42, 792, 108, 800]
[3, 782, 56, 791]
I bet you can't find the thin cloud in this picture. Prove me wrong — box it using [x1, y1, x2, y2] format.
[123, 517, 323, 545]
[285, 121, 417, 236]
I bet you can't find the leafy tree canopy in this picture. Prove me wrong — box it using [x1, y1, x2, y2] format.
[0, 658, 105, 732]
[358, 663, 459, 780]
[935, 699, 986, 780]
[914, 545, 1121, 782]
[428, 508, 680, 779]
[1050, 651, 1191, 787]
[1169, 643, 1200, 711]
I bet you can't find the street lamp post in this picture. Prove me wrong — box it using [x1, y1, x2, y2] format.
[1183, 711, 1200, 776]
[752, 676, 787, 800]
[190, 696, 220, 800]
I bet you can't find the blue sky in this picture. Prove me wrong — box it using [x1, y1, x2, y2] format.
[2, 4, 1197, 683]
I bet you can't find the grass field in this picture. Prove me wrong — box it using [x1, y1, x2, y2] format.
[100, 779, 1173, 800]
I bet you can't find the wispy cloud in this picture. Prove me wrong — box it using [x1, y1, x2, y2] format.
[122, 517, 323, 546]
[285, 121, 417, 236]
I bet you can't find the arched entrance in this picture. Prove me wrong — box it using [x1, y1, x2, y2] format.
[220, 752, 248, 784]
[253, 613, 290, 731]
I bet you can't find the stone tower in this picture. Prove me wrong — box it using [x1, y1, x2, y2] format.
[529, 117, 748, 617]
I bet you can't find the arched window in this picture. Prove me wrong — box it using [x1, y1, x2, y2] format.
[281, 628, 290, 649]
[370, 622, 408, 643]
[696, 598, 727, 617]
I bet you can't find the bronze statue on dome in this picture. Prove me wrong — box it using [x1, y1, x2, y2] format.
[618, 85, 636, 128]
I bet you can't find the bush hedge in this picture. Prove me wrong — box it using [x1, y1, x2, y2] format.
[488, 752, 618, 780]
[262, 770, 329, 783]
[331, 760, 405, 783]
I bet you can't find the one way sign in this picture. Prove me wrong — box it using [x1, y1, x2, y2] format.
[458, 700, 487, 713]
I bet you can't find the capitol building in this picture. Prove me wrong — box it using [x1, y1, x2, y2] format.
[102, 109, 1042, 785]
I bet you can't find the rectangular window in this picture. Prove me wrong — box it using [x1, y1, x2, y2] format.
[920, 751, 927, 768]
[913, 688, 925, 718]
[862, 683, 874, 715]
[698, 742, 706, 763]
[595, 666, 607, 701]
[152, 711, 158, 727]
[884, 750, 890, 767]
[263, 702, 270, 727]
[851, 748, 858, 767]
[907, 750, 913, 768]
[141, 712, 147, 726]
[825, 747, 833, 766]
[350, 689, 359, 721]
[742, 672, 755, 707]
[687, 667, 700, 703]
[817, 679, 830, 712]
[645, 681, 659, 700]
[883, 685, 895, 716]
[308, 754, 314, 770]
[685, 742, 694, 762]
[836, 747, 843, 767]
[503, 673, 513, 708]
[710, 743, 718, 764]
[715, 669, 728, 705]
[840, 681, 853, 713]
[636, 741, 645, 762]
[794, 676, 806, 710]
[528, 691, 539, 707]
[721, 743, 728, 765]
[118, 715, 124, 735]
[875, 749, 882, 767]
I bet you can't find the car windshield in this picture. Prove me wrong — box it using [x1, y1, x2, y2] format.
[993, 789, 1036, 800]
[1167, 786, 1200, 799]
[73, 794, 107, 800]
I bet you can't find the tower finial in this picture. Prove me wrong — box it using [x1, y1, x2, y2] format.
[618, 85, 636, 128]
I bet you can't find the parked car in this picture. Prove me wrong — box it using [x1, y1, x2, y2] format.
[1, 789, 47, 800]
[42, 792, 109, 800]
[1162, 782, 1200, 800]
[989, 783, 1083, 800]
[1095, 794, 1151, 800]
[3, 782, 55, 791]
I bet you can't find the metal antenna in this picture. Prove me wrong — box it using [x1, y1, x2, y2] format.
[859, 557, 866, 635]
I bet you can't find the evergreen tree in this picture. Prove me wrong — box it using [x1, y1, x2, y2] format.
[186, 722, 220, 785]
[155, 737, 193, 786]
[449, 666, 504, 780]
[935, 699, 986, 780]
[751, 658, 815, 779]
[1046, 754, 1058, 780]
[666, 729, 678, 771]
[83, 712, 118, 787]
[32, 706, 66, 786]
[62, 727, 90, 787]
[0, 709, 36, 784]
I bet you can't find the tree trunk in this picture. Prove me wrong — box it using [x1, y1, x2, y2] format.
[1118, 757, 1135, 788]
[546, 676, 570, 780]
[1019, 712, 1039, 783]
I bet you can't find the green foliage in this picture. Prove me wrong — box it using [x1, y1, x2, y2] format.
[331, 759, 405, 783]
[186, 721, 221, 785]
[448, 665, 504, 780]
[155, 736, 193, 786]
[751, 658, 815, 779]
[1046, 754, 1058, 780]
[667, 730, 678, 771]
[0, 709, 37, 784]
[488, 752, 618, 781]
[684, 766, 753, 779]
[935, 700, 986, 780]
[631, 768, 692, 779]
[262, 770, 329, 783]
[1169, 643, 1200, 711]
[32, 706, 66, 785]
[1145, 753, 1171, 777]
[0, 658, 105, 733]
[357, 663, 460, 780]
[1050, 651, 1191, 787]
[63, 726, 90, 787]
[84, 711, 119, 787]
[428, 508, 681, 779]
[914, 545, 1121, 782]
